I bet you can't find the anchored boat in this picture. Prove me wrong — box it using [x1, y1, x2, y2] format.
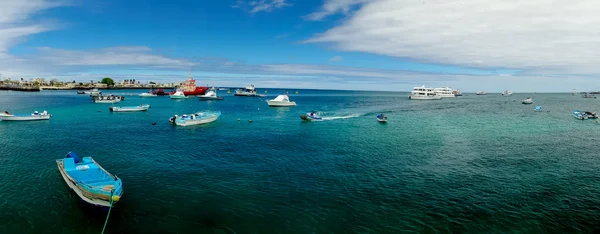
[584, 111, 598, 119]
[267, 94, 296, 107]
[56, 152, 123, 207]
[235, 85, 265, 97]
[0, 110, 51, 121]
[522, 97, 534, 104]
[169, 111, 221, 126]
[198, 88, 223, 100]
[93, 95, 124, 103]
[170, 89, 188, 99]
[109, 104, 150, 112]
[574, 110, 588, 120]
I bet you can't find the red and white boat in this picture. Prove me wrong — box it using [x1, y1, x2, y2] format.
[170, 73, 208, 96]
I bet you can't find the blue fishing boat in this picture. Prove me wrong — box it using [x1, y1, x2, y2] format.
[573, 110, 588, 120]
[56, 152, 123, 207]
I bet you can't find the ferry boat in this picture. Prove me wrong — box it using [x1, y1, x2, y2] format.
[502, 90, 513, 96]
[476, 91, 487, 95]
[169, 73, 208, 96]
[452, 89, 463, 96]
[235, 85, 265, 97]
[408, 86, 441, 100]
[433, 87, 455, 98]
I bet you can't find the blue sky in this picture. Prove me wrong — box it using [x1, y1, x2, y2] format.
[1, 0, 600, 91]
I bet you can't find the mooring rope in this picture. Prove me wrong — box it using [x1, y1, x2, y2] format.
[101, 190, 115, 234]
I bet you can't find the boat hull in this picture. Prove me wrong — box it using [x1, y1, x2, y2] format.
[0, 115, 51, 121]
[198, 96, 223, 100]
[110, 106, 149, 112]
[300, 114, 322, 121]
[377, 118, 387, 123]
[170, 95, 188, 99]
[174, 116, 219, 126]
[56, 158, 123, 207]
[408, 95, 442, 100]
[234, 93, 265, 97]
[267, 100, 296, 107]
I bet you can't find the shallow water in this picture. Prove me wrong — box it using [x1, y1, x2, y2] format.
[1, 90, 600, 233]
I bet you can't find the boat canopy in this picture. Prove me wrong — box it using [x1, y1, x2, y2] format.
[273, 95, 289, 102]
[66, 151, 81, 163]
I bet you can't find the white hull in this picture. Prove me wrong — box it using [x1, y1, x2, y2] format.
[56, 162, 111, 207]
[0, 115, 51, 121]
[408, 95, 441, 100]
[94, 100, 121, 103]
[139, 93, 157, 97]
[435, 94, 455, 98]
[267, 100, 296, 107]
[175, 116, 219, 126]
[110, 107, 148, 112]
[170, 95, 187, 99]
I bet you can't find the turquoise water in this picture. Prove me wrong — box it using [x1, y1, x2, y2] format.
[2, 90, 600, 233]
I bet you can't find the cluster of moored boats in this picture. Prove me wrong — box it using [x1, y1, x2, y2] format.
[573, 110, 599, 120]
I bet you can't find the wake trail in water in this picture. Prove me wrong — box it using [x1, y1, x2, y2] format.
[321, 114, 361, 121]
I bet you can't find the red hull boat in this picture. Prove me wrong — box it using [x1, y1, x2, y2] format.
[170, 74, 208, 96]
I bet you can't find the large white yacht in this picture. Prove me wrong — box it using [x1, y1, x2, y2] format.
[433, 87, 456, 98]
[409, 86, 442, 100]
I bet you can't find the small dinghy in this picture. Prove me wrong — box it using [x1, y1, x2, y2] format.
[535, 106, 543, 112]
[198, 88, 223, 100]
[0, 110, 51, 121]
[573, 110, 588, 120]
[169, 111, 221, 126]
[267, 94, 296, 107]
[377, 113, 387, 123]
[56, 152, 123, 207]
[584, 111, 598, 119]
[522, 97, 534, 104]
[110, 104, 151, 112]
[300, 112, 322, 121]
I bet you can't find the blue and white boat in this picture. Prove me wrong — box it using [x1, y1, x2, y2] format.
[535, 106, 543, 112]
[377, 113, 387, 123]
[0, 110, 51, 121]
[109, 104, 151, 112]
[300, 112, 322, 121]
[573, 110, 588, 120]
[169, 111, 221, 126]
[56, 152, 123, 207]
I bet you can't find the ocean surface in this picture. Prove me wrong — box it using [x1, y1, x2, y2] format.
[1, 90, 600, 233]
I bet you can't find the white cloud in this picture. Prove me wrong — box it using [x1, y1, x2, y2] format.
[0, 0, 69, 55]
[305, 0, 600, 75]
[328, 55, 343, 62]
[233, 0, 290, 14]
[305, 0, 368, 21]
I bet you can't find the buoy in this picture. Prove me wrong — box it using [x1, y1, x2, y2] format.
[111, 195, 120, 202]
[237, 118, 240, 121]
[265, 90, 267, 93]
[249, 120, 253, 123]
[152, 122, 156, 125]
[295, 91, 298, 94]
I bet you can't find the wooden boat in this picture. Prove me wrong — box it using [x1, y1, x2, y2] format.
[169, 111, 220, 126]
[109, 104, 150, 112]
[0, 111, 51, 121]
[56, 152, 123, 207]
[267, 94, 296, 107]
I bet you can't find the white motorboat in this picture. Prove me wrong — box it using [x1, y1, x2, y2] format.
[476, 91, 487, 95]
[502, 90, 513, 96]
[408, 86, 442, 100]
[198, 88, 223, 100]
[110, 104, 151, 112]
[452, 89, 463, 96]
[93, 95, 123, 103]
[522, 97, 534, 104]
[235, 85, 265, 97]
[169, 111, 221, 126]
[267, 94, 296, 107]
[0, 110, 51, 121]
[433, 87, 455, 98]
[170, 89, 188, 99]
[139, 91, 157, 97]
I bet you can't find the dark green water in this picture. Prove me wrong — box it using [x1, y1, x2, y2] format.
[1, 90, 600, 233]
